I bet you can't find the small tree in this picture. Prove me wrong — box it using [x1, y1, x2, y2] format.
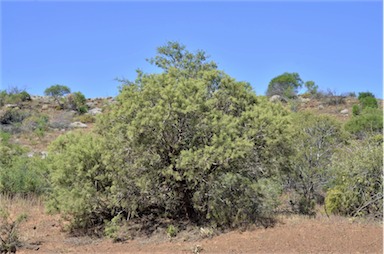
[304, 81, 318, 96]
[66, 92, 87, 113]
[44, 85, 71, 108]
[287, 112, 345, 215]
[266, 72, 303, 98]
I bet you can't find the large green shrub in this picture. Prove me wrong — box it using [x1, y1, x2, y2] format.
[325, 136, 383, 219]
[48, 42, 292, 233]
[97, 44, 292, 227]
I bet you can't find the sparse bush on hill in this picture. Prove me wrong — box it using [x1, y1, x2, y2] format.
[0, 207, 27, 253]
[266, 72, 303, 99]
[0, 87, 31, 107]
[304, 81, 318, 96]
[22, 114, 49, 138]
[66, 92, 88, 114]
[0, 109, 29, 125]
[326, 136, 383, 219]
[286, 112, 345, 215]
[44, 84, 71, 109]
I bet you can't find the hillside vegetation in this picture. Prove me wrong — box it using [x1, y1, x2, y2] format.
[0, 42, 382, 252]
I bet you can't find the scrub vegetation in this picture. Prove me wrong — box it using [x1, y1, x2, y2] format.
[0, 42, 382, 250]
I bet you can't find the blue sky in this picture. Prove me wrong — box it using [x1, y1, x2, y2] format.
[1, 1, 382, 99]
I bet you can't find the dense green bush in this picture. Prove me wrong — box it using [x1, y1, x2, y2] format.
[47, 131, 112, 232]
[359, 96, 378, 109]
[48, 42, 292, 233]
[344, 108, 383, 137]
[325, 136, 383, 219]
[357, 92, 375, 100]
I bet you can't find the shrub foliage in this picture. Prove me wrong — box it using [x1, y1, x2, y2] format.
[47, 42, 292, 232]
[325, 136, 383, 219]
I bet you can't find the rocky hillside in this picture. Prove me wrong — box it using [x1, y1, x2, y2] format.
[0, 93, 382, 155]
[0, 95, 114, 154]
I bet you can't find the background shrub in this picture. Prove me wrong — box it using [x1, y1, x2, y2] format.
[0, 133, 49, 196]
[286, 112, 345, 215]
[359, 96, 378, 109]
[352, 105, 360, 116]
[325, 136, 383, 219]
[344, 108, 383, 137]
[66, 92, 88, 113]
[0, 109, 29, 125]
[357, 92, 375, 100]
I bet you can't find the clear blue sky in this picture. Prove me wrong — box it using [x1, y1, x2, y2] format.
[1, 0, 382, 99]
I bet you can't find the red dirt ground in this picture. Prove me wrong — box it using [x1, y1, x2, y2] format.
[5, 197, 382, 254]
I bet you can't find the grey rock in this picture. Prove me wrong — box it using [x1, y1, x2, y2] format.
[69, 122, 88, 128]
[41, 151, 48, 159]
[340, 109, 349, 115]
[299, 97, 311, 103]
[5, 104, 18, 108]
[269, 95, 282, 102]
[88, 107, 102, 115]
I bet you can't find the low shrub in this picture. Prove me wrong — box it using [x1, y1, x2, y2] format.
[0, 88, 31, 106]
[352, 105, 360, 116]
[0, 156, 49, 197]
[344, 108, 383, 137]
[66, 92, 88, 114]
[0, 207, 27, 253]
[0, 109, 29, 125]
[74, 114, 95, 123]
